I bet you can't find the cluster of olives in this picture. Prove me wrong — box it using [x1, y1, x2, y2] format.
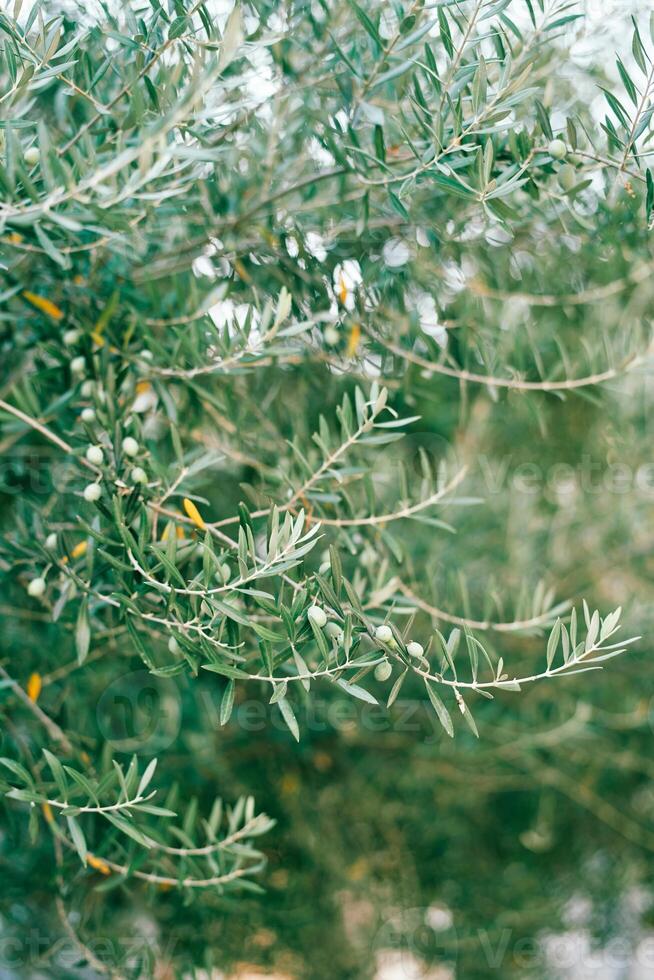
[547, 138, 582, 193]
[82, 435, 145, 502]
[306, 606, 424, 683]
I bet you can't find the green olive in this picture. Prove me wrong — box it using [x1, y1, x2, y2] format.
[548, 139, 566, 160]
[558, 164, 577, 192]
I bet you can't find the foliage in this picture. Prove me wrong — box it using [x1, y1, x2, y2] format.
[1, 0, 653, 976]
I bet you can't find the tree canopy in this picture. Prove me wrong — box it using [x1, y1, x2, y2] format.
[1, 0, 653, 976]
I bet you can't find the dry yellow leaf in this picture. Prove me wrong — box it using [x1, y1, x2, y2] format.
[162, 521, 186, 542]
[338, 273, 348, 305]
[346, 323, 361, 357]
[26, 672, 42, 702]
[23, 291, 64, 321]
[70, 540, 88, 559]
[87, 854, 111, 875]
[183, 497, 206, 530]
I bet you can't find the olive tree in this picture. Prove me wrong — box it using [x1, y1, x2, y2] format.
[0, 0, 652, 975]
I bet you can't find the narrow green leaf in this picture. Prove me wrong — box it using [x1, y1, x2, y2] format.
[277, 698, 300, 741]
[425, 682, 454, 737]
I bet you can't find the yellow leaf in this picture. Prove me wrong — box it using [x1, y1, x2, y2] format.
[42, 802, 53, 823]
[23, 291, 64, 321]
[70, 540, 88, 559]
[136, 380, 152, 395]
[91, 317, 106, 347]
[183, 497, 206, 530]
[346, 323, 361, 357]
[26, 672, 42, 702]
[338, 273, 348, 305]
[162, 520, 186, 542]
[87, 854, 111, 875]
